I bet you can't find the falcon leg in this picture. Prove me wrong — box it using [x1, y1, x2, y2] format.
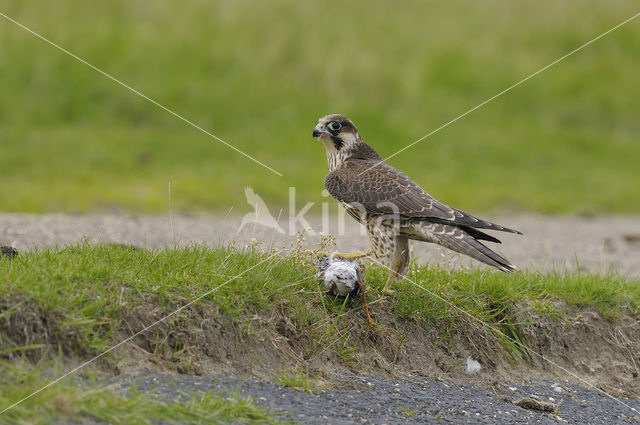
[382, 279, 397, 295]
[382, 237, 410, 294]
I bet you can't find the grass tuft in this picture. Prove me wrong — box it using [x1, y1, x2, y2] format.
[273, 368, 328, 393]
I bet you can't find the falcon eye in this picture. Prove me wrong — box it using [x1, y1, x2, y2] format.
[328, 121, 342, 132]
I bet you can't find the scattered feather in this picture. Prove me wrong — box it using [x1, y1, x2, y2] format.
[465, 357, 482, 374]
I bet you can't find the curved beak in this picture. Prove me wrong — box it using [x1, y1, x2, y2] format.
[313, 123, 330, 138]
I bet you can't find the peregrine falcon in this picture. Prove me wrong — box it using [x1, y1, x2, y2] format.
[313, 114, 522, 292]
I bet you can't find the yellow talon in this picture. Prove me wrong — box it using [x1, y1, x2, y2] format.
[381, 287, 396, 296]
[316, 250, 371, 260]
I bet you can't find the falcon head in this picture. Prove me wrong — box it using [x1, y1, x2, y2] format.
[313, 114, 360, 152]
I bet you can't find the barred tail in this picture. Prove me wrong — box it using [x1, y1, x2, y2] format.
[402, 221, 517, 273]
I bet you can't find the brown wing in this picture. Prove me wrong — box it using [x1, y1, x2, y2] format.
[324, 159, 521, 234]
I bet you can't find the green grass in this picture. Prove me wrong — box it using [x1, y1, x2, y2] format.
[401, 406, 419, 417]
[1, 244, 639, 422]
[0, 244, 637, 354]
[0, 360, 285, 425]
[388, 266, 640, 322]
[1, 1, 639, 214]
[273, 368, 328, 393]
[0, 244, 313, 354]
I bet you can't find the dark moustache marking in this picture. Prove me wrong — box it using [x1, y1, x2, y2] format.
[331, 136, 344, 150]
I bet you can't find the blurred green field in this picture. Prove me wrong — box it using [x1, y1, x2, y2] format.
[1, 1, 639, 214]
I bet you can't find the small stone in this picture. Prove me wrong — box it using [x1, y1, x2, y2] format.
[513, 397, 556, 412]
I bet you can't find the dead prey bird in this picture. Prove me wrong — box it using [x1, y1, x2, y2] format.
[313, 114, 522, 293]
[317, 255, 373, 324]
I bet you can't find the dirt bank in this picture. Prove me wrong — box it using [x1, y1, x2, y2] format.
[2, 293, 639, 400]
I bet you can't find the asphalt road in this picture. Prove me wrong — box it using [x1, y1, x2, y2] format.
[79, 371, 640, 424]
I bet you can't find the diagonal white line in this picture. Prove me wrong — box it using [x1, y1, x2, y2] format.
[367, 256, 638, 413]
[0, 11, 283, 177]
[363, 11, 640, 174]
[0, 251, 282, 415]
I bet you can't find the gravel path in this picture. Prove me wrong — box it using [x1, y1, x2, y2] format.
[93, 371, 640, 424]
[1, 213, 640, 278]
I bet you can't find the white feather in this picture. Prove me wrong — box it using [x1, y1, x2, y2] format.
[465, 357, 482, 374]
